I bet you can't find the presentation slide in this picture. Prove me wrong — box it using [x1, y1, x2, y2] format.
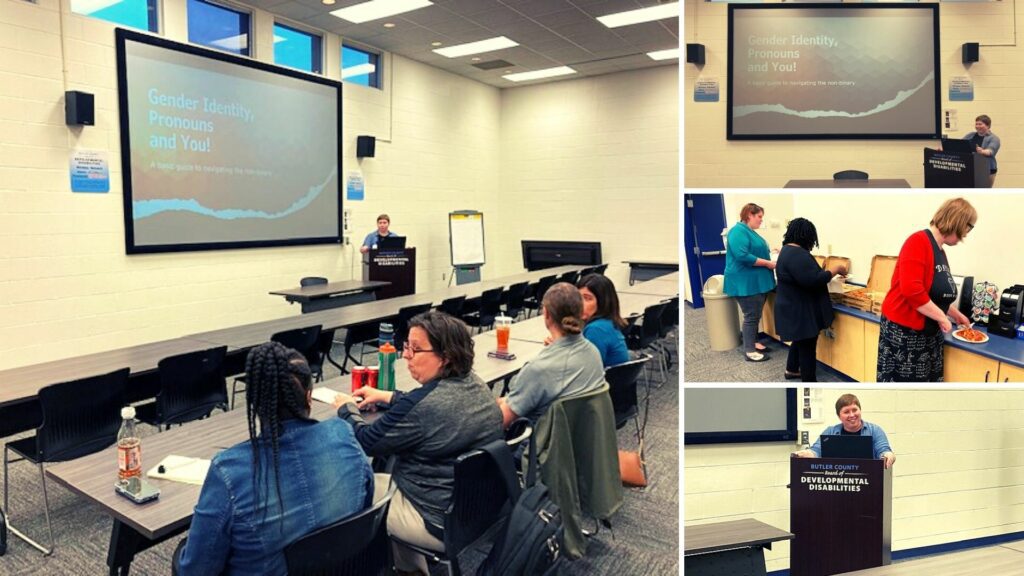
[117, 30, 341, 253]
[728, 5, 939, 139]
[684, 388, 796, 444]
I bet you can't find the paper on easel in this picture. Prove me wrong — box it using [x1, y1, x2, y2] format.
[147, 455, 211, 485]
[311, 386, 341, 404]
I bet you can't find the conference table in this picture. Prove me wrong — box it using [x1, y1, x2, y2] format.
[269, 279, 390, 313]
[45, 326, 544, 575]
[621, 259, 679, 284]
[784, 179, 911, 188]
[684, 518, 794, 576]
[836, 543, 1024, 575]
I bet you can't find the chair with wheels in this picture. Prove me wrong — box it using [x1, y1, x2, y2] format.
[462, 287, 503, 333]
[136, 346, 228, 431]
[4, 368, 129, 555]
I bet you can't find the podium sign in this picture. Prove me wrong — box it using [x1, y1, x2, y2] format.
[363, 248, 416, 300]
[924, 148, 991, 188]
[790, 458, 891, 576]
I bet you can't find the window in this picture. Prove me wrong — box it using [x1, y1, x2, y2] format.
[341, 44, 381, 88]
[70, 0, 158, 32]
[274, 23, 322, 74]
[187, 0, 251, 56]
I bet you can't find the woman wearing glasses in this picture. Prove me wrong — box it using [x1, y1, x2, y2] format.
[877, 198, 977, 382]
[332, 311, 502, 576]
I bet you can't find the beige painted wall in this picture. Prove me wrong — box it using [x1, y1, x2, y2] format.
[684, 0, 1020, 188]
[686, 388, 1024, 572]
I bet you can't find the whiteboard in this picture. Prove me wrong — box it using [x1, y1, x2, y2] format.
[449, 211, 485, 267]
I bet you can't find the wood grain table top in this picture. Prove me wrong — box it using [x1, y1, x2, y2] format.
[685, 518, 793, 555]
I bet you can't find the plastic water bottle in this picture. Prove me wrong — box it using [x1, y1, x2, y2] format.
[117, 406, 142, 481]
[378, 322, 395, 347]
[378, 342, 397, 391]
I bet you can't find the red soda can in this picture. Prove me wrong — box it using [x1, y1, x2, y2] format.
[367, 367, 379, 389]
[351, 366, 367, 392]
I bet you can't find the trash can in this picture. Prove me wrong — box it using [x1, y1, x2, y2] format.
[702, 275, 740, 352]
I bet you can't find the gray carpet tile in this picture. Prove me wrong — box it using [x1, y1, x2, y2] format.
[683, 304, 845, 383]
[1, 332, 679, 575]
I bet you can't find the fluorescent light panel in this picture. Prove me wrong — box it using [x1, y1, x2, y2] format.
[342, 63, 377, 78]
[647, 48, 679, 61]
[433, 36, 518, 58]
[597, 2, 679, 28]
[330, 0, 432, 24]
[502, 66, 576, 83]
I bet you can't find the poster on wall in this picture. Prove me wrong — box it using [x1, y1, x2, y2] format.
[694, 77, 720, 102]
[346, 171, 364, 201]
[949, 76, 973, 102]
[70, 149, 110, 193]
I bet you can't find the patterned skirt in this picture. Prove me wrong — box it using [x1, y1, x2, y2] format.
[876, 316, 945, 382]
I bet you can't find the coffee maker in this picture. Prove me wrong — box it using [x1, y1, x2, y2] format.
[989, 285, 1024, 338]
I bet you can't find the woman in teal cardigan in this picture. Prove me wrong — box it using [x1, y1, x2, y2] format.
[724, 203, 777, 362]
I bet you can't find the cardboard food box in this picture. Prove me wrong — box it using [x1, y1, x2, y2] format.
[841, 255, 898, 314]
[821, 256, 853, 303]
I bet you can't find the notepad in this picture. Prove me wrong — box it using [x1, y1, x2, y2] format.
[147, 455, 211, 485]
[311, 386, 342, 404]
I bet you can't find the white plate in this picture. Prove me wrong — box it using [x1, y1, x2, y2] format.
[952, 329, 989, 344]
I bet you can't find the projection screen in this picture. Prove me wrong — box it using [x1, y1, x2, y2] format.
[727, 4, 940, 140]
[116, 28, 342, 254]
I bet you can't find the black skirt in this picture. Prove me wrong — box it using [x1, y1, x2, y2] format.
[876, 316, 945, 382]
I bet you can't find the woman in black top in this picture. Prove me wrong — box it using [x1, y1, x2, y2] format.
[773, 218, 848, 382]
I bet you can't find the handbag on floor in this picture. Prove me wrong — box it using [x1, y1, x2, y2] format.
[619, 449, 647, 487]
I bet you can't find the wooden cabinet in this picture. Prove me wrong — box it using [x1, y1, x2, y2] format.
[998, 362, 1024, 383]
[830, 313, 865, 382]
[943, 346, 1001, 383]
[863, 321, 880, 382]
[817, 329, 831, 365]
[761, 293, 778, 340]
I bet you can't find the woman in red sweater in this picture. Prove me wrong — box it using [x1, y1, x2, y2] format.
[877, 198, 977, 382]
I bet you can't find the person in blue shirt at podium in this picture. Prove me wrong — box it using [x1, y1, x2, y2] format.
[964, 114, 1000, 187]
[360, 213, 399, 254]
[793, 393, 896, 469]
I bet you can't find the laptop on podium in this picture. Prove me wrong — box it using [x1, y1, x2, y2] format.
[820, 434, 873, 460]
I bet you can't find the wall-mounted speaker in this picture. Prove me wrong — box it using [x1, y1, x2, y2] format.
[962, 43, 980, 64]
[686, 43, 705, 66]
[356, 135, 376, 158]
[65, 91, 94, 126]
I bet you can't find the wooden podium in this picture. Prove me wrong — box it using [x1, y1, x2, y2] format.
[790, 457, 892, 576]
[924, 148, 991, 188]
[362, 248, 415, 300]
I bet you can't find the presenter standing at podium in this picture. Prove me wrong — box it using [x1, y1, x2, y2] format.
[964, 114, 1000, 187]
[793, 394, 896, 469]
[360, 213, 399, 254]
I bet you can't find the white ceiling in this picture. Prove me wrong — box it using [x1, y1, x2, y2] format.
[256, 0, 680, 87]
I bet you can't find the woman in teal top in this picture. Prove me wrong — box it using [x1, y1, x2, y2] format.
[724, 203, 777, 362]
[576, 274, 630, 367]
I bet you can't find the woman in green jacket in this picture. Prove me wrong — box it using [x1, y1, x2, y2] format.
[724, 203, 777, 362]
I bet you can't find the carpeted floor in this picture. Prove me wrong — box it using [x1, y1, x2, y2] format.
[0, 334, 679, 575]
[683, 304, 845, 383]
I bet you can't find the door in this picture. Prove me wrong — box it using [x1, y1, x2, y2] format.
[683, 194, 728, 309]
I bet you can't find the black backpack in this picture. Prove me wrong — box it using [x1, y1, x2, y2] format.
[480, 439, 564, 576]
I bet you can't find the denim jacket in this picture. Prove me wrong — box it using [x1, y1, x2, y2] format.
[177, 418, 373, 576]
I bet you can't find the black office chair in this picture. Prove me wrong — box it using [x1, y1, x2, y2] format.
[4, 368, 129, 555]
[394, 303, 433, 352]
[523, 275, 556, 318]
[501, 282, 530, 321]
[339, 320, 380, 374]
[594, 263, 609, 276]
[558, 270, 579, 287]
[505, 417, 533, 452]
[438, 295, 467, 318]
[300, 276, 328, 287]
[626, 303, 668, 385]
[231, 325, 323, 408]
[392, 442, 516, 576]
[654, 297, 679, 373]
[462, 287, 504, 333]
[833, 170, 869, 180]
[284, 481, 398, 576]
[606, 354, 654, 479]
[136, 346, 228, 431]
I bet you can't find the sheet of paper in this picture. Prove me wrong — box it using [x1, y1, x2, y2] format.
[147, 455, 211, 485]
[311, 386, 341, 404]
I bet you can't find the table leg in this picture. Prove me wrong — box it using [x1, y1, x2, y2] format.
[684, 546, 767, 576]
[107, 519, 143, 576]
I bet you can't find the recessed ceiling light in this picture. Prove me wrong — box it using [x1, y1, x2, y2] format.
[330, 0, 432, 24]
[321, 0, 335, 5]
[433, 36, 518, 58]
[431, 41, 442, 47]
[647, 48, 680, 61]
[383, 22, 396, 28]
[597, 2, 678, 28]
[502, 66, 576, 83]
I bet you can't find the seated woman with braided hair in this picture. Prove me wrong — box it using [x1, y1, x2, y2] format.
[176, 341, 373, 575]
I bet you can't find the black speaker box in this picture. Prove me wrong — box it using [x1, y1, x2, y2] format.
[963, 43, 979, 64]
[959, 276, 974, 319]
[357, 135, 376, 158]
[65, 90, 94, 126]
[686, 43, 705, 66]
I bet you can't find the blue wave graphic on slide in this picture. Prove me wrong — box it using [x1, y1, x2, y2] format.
[734, 72, 933, 119]
[134, 168, 337, 221]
